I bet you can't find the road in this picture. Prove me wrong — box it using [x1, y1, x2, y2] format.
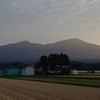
[0, 78, 100, 100]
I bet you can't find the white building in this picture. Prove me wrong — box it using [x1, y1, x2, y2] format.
[62, 65, 69, 68]
[70, 70, 78, 74]
[94, 70, 100, 73]
[22, 65, 34, 76]
[78, 70, 87, 73]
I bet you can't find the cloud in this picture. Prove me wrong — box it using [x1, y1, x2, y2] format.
[0, 0, 100, 45]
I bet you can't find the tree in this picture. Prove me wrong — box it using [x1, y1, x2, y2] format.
[59, 53, 70, 67]
[36, 53, 70, 75]
[12, 62, 21, 69]
[39, 55, 48, 73]
[48, 54, 60, 70]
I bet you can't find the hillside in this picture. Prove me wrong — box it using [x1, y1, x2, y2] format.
[0, 38, 100, 63]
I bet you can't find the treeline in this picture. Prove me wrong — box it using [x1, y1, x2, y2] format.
[35, 53, 70, 75]
[71, 61, 100, 70]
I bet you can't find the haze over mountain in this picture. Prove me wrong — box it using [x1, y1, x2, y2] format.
[0, 38, 100, 64]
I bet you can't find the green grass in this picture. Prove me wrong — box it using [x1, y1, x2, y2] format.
[1, 75, 100, 88]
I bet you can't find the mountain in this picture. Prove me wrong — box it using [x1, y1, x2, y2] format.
[0, 38, 100, 63]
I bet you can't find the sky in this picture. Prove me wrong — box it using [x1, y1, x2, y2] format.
[0, 0, 100, 46]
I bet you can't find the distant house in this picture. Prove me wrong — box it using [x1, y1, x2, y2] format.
[70, 70, 78, 75]
[95, 70, 100, 73]
[48, 67, 61, 75]
[78, 70, 87, 73]
[8, 69, 21, 76]
[48, 69, 61, 75]
[22, 65, 35, 76]
[0, 67, 4, 76]
[0, 70, 4, 76]
[35, 67, 43, 75]
[62, 65, 70, 68]
[4, 66, 21, 76]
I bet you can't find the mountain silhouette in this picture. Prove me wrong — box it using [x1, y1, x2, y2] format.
[0, 38, 100, 63]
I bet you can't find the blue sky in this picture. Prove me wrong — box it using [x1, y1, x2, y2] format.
[0, 0, 100, 45]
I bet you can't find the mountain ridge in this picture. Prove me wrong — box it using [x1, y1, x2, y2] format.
[0, 38, 100, 63]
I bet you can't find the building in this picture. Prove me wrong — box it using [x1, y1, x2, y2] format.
[0, 70, 4, 76]
[8, 69, 21, 76]
[4, 66, 21, 76]
[94, 70, 100, 73]
[70, 70, 78, 74]
[22, 65, 34, 76]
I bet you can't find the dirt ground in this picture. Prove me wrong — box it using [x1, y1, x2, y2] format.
[0, 78, 99, 100]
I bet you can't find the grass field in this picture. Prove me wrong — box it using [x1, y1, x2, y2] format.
[2, 74, 100, 88]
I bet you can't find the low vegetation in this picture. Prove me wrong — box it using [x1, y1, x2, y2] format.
[2, 74, 100, 88]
